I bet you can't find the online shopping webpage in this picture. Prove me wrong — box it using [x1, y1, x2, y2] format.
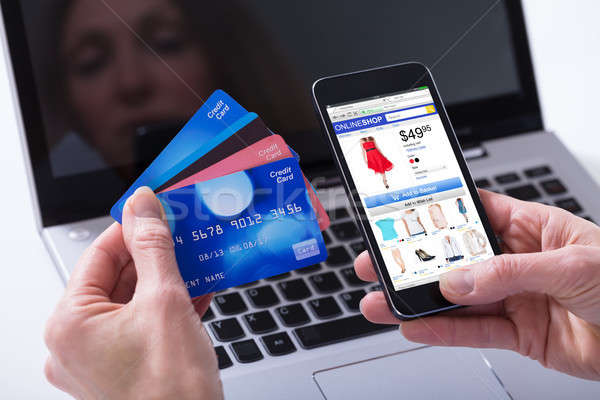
[327, 87, 494, 290]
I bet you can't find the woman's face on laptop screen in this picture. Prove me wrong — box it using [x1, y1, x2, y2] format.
[30, 0, 313, 179]
[58, 0, 211, 174]
[21, 0, 522, 180]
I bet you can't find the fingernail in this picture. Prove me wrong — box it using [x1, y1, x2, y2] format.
[440, 269, 474, 295]
[131, 187, 162, 219]
[359, 297, 365, 314]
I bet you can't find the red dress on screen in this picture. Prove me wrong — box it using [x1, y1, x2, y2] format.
[362, 141, 393, 174]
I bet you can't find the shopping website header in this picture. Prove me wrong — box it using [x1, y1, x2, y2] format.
[332, 103, 437, 135]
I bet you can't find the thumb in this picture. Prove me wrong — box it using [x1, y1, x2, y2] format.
[122, 187, 184, 292]
[440, 245, 600, 322]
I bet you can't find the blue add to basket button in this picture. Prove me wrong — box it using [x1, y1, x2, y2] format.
[364, 177, 463, 208]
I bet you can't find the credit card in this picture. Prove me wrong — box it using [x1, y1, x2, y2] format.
[160, 134, 330, 230]
[158, 157, 327, 296]
[154, 116, 273, 192]
[111, 90, 252, 223]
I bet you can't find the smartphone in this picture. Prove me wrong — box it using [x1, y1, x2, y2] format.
[312, 62, 501, 319]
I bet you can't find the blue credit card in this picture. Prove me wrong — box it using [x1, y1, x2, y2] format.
[111, 90, 251, 222]
[111, 90, 299, 223]
[157, 157, 327, 297]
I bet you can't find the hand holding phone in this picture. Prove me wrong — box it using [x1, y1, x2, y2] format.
[312, 62, 501, 319]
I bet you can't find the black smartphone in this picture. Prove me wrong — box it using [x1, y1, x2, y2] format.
[312, 62, 501, 319]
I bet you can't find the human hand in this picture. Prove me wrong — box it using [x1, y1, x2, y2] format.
[44, 187, 222, 399]
[356, 190, 600, 380]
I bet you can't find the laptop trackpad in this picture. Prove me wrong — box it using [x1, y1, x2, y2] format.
[313, 346, 510, 399]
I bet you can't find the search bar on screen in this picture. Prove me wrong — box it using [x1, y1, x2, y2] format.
[385, 104, 436, 122]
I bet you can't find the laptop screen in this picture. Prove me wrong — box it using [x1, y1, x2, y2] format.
[5, 0, 542, 225]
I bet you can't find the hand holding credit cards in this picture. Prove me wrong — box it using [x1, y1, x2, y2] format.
[111, 90, 330, 296]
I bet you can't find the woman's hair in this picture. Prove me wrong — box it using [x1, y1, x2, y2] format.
[27, 0, 313, 147]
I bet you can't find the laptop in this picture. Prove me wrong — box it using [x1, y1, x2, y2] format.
[2, 0, 598, 398]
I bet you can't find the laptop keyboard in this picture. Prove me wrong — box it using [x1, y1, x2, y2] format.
[203, 205, 395, 369]
[475, 164, 592, 219]
[206, 164, 593, 370]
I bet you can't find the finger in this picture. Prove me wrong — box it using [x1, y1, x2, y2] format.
[439, 245, 600, 323]
[359, 291, 400, 324]
[192, 294, 214, 318]
[478, 189, 550, 253]
[354, 251, 378, 282]
[400, 315, 518, 351]
[122, 187, 186, 293]
[477, 189, 516, 236]
[67, 222, 130, 297]
[109, 262, 137, 304]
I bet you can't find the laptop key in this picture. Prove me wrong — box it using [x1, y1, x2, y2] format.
[276, 303, 311, 327]
[309, 272, 342, 293]
[326, 246, 352, 267]
[555, 198, 583, 214]
[340, 289, 366, 311]
[350, 241, 366, 255]
[246, 286, 280, 308]
[505, 184, 541, 201]
[474, 178, 491, 188]
[330, 222, 360, 241]
[214, 346, 233, 369]
[370, 284, 382, 292]
[265, 272, 291, 281]
[215, 293, 248, 315]
[340, 267, 367, 286]
[295, 263, 322, 274]
[278, 278, 311, 301]
[322, 230, 332, 245]
[261, 332, 297, 356]
[230, 339, 263, 363]
[327, 207, 350, 221]
[210, 318, 245, 342]
[495, 172, 520, 185]
[540, 178, 567, 195]
[309, 296, 342, 319]
[243, 311, 278, 334]
[201, 306, 215, 322]
[236, 280, 260, 288]
[524, 165, 552, 178]
[294, 315, 396, 349]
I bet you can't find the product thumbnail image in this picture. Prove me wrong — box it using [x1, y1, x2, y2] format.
[401, 209, 426, 237]
[360, 136, 394, 189]
[415, 248, 435, 262]
[428, 203, 448, 230]
[456, 197, 468, 223]
[375, 217, 398, 241]
[391, 248, 406, 273]
[441, 235, 464, 263]
[462, 229, 487, 256]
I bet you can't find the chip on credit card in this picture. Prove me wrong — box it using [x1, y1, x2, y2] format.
[157, 157, 327, 297]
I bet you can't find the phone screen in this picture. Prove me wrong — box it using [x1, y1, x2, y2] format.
[326, 86, 495, 292]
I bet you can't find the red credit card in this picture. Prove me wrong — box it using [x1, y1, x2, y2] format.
[160, 135, 330, 230]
